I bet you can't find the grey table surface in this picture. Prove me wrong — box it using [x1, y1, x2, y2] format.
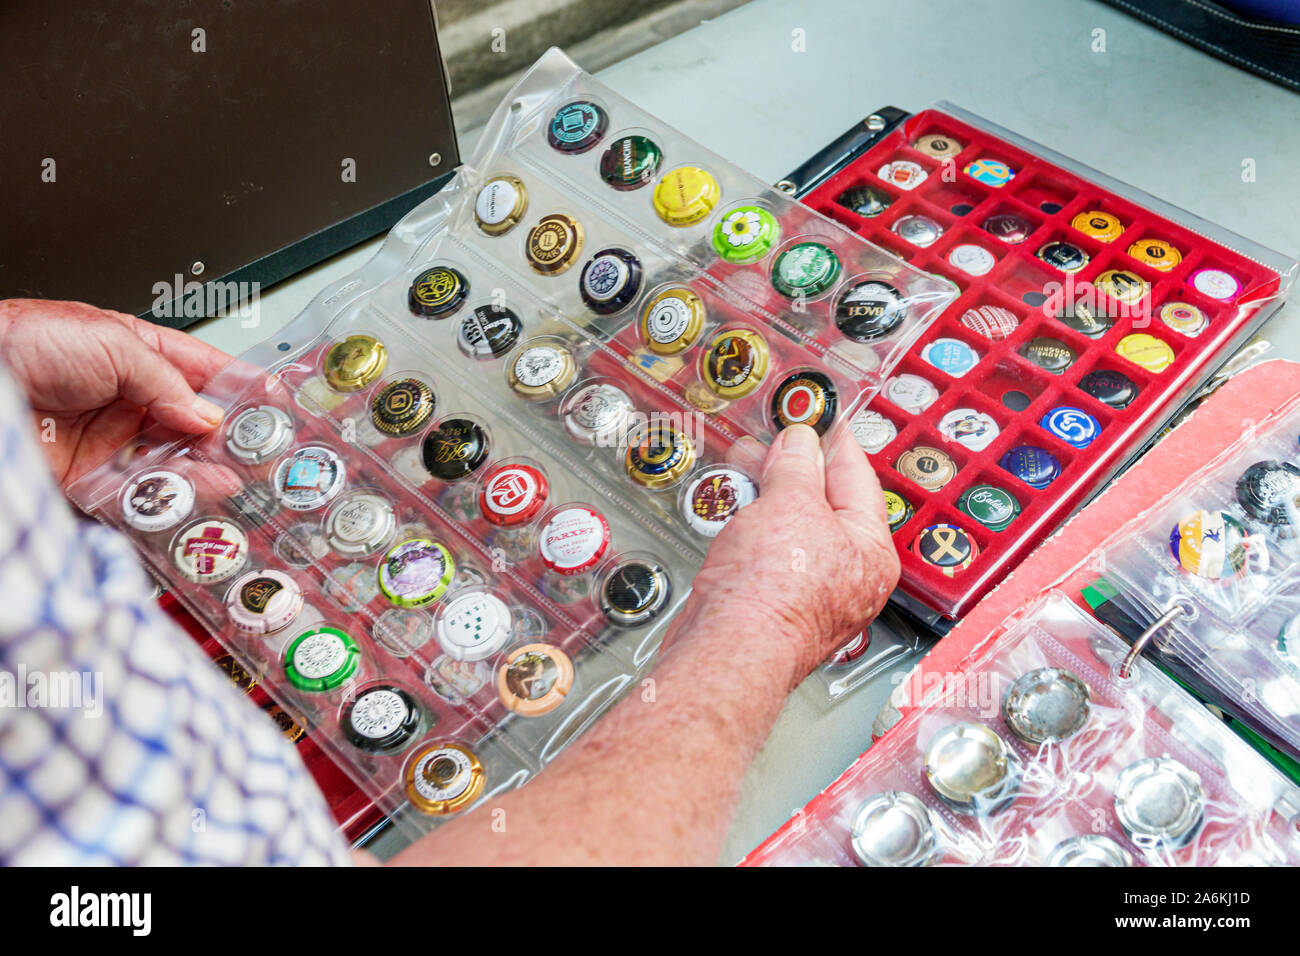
[190, 0, 1300, 863]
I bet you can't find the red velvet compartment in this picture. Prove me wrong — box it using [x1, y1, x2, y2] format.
[802, 108, 1284, 619]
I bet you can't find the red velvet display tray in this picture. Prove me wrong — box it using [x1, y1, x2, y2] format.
[800, 105, 1290, 620]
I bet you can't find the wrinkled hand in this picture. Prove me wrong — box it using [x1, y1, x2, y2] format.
[692, 423, 900, 685]
[0, 298, 231, 487]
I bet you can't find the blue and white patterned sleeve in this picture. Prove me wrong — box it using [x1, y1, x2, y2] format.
[0, 365, 353, 865]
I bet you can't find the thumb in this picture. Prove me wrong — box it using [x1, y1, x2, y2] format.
[110, 331, 225, 433]
[759, 424, 825, 501]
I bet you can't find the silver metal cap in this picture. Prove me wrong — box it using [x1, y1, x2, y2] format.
[1003, 667, 1091, 745]
[849, 792, 939, 867]
[1114, 757, 1205, 848]
[924, 721, 1019, 814]
[1047, 834, 1133, 867]
[225, 405, 294, 464]
[325, 490, 396, 558]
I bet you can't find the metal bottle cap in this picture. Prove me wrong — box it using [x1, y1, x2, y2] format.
[538, 506, 611, 575]
[458, 305, 523, 359]
[435, 587, 513, 661]
[849, 792, 939, 867]
[834, 279, 906, 342]
[959, 304, 1019, 341]
[225, 405, 295, 465]
[923, 722, 1019, 814]
[598, 554, 672, 628]
[1191, 268, 1240, 300]
[272, 445, 347, 511]
[561, 381, 634, 446]
[1096, 269, 1150, 305]
[771, 241, 842, 299]
[1079, 368, 1139, 409]
[957, 483, 1020, 531]
[922, 337, 980, 378]
[829, 630, 871, 666]
[624, 423, 697, 490]
[680, 466, 757, 538]
[1116, 332, 1174, 373]
[407, 265, 469, 318]
[507, 341, 578, 402]
[599, 134, 662, 190]
[913, 133, 962, 159]
[911, 523, 979, 575]
[652, 166, 721, 226]
[526, 213, 584, 275]
[342, 684, 423, 754]
[701, 328, 770, 400]
[479, 462, 549, 527]
[474, 175, 528, 236]
[325, 490, 396, 557]
[1002, 667, 1091, 745]
[836, 184, 892, 218]
[1236, 460, 1300, 529]
[947, 243, 996, 276]
[892, 214, 943, 248]
[1019, 336, 1076, 375]
[579, 247, 643, 314]
[883, 373, 939, 414]
[122, 469, 196, 533]
[712, 205, 780, 264]
[1169, 508, 1248, 578]
[1042, 406, 1102, 449]
[378, 538, 456, 609]
[546, 101, 608, 153]
[999, 444, 1061, 488]
[1071, 210, 1123, 242]
[225, 569, 304, 636]
[1047, 834, 1133, 867]
[1159, 301, 1209, 338]
[422, 417, 491, 481]
[1036, 240, 1090, 273]
[982, 213, 1032, 244]
[1056, 298, 1113, 339]
[172, 518, 249, 584]
[640, 287, 705, 355]
[323, 334, 387, 392]
[938, 408, 999, 452]
[1114, 757, 1205, 848]
[896, 446, 957, 492]
[404, 741, 485, 815]
[851, 408, 898, 455]
[963, 157, 1015, 187]
[771, 371, 838, 434]
[497, 643, 574, 717]
[1127, 238, 1181, 271]
[884, 490, 913, 532]
[284, 625, 361, 693]
[878, 160, 927, 190]
[370, 377, 435, 437]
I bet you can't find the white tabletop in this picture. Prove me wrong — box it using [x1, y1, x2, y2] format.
[189, 0, 1300, 862]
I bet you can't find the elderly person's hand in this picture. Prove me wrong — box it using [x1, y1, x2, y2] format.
[689, 423, 900, 685]
[0, 298, 231, 487]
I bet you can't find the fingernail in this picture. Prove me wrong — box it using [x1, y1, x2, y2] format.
[192, 396, 224, 426]
[780, 424, 822, 461]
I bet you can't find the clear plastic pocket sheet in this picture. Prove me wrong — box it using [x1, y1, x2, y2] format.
[66, 48, 953, 836]
[743, 593, 1300, 866]
[1093, 392, 1300, 762]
